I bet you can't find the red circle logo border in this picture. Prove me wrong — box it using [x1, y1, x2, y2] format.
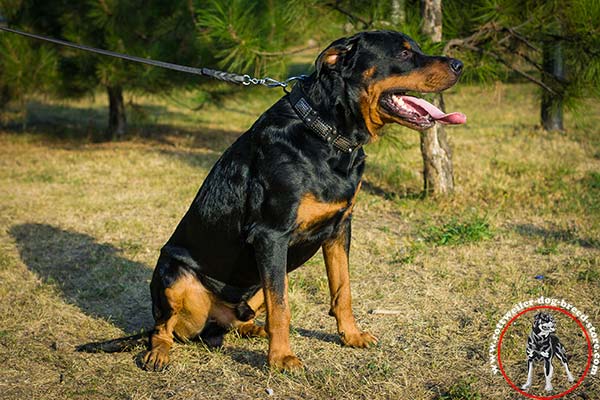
[497, 305, 593, 399]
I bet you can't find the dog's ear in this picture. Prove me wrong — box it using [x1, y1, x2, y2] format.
[533, 312, 542, 327]
[316, 35, 360, 75]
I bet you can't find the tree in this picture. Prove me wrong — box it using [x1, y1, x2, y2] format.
[443, 0, 600, 132]
[420, 0, 455, 195]
[1, 0, 201, 139]
[195, 0, 333, 78]
[0, 5, 57, 124]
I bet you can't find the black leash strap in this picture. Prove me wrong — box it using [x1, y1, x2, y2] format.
[0, 26, 305, 88]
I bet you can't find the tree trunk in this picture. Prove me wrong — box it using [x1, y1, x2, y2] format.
[541, 40, 564, 131]
[419, 96, 454, 194]
[420, 0, 454, 195]
[391, 0, 406, 27]
[421, 0, 442, 42]
[106, 85, 127, 139]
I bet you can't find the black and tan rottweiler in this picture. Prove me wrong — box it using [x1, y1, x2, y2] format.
[79, 30, 465, 371]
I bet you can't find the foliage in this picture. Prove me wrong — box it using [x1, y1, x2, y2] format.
[0, 0, 202, 135]
[0, 31, 57, 123]
[195, 0, 347, 77]
[443, 0, 600, 109]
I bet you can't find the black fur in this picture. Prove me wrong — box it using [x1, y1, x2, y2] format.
[78, 31, 464, 371]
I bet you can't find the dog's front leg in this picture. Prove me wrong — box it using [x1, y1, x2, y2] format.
[521, 359, 534, 390]
[253, 233, 303, 371]
[544, 358, 554, 392]
[323, 220, 378, 348]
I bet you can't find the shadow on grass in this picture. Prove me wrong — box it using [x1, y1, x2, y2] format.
[225, 347, 267, 369]
[361, 179, 424, 200]
[9, 223, 153, 332]
[295, 328, 341, 345]
[3, 100, 244, 151]
[512, 223, 600, 249]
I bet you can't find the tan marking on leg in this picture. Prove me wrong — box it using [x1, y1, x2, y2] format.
[246, 289, 265, 314]
[264, 276, 302, 371]
[323, 230, 377, 348]
[144, 272, 211, 371]
[234, 289, 267, 338]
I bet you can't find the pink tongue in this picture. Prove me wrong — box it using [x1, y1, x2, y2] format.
[401, 95, 466, 124]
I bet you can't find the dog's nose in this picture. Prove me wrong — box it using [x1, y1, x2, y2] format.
[449, 59, 463, 75]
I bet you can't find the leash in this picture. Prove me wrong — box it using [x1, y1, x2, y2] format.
[0, 25, 363, 154]
[0, 26, 307, 89]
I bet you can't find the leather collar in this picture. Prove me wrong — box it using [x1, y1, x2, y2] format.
[288, 84, 361, 154]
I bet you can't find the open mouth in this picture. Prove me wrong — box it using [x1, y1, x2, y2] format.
[380, 92, 466, 130]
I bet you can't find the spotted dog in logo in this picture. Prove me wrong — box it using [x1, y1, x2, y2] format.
[521, 312, 575, 393]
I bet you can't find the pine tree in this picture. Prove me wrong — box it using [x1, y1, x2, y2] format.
[195, 0, 335, 78]
[1, 0, 201, 139]
[0, 3, 57, 125]
[443, 0, 600, 131]
[420, 0, 455, 195]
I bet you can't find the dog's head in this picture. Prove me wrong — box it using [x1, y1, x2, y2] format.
[314, 30, 465, 138]
[533, 312, 557, 337]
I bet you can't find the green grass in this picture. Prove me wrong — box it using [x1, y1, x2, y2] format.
[0, 82, 599, 399]
[437, 379, 482, 400]
[421, 214, 494, 246]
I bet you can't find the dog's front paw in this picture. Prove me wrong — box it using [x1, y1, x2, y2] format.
[545, 384, 554, 392]
[268, 353, 304, 372]
[341, 331, 378, 348]
[142, 349, 170, 372]
[521, 383, 531, 391]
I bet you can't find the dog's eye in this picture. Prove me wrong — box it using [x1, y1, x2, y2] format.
[398, 49, 411, 60]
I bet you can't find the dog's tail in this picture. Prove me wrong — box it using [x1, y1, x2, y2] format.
[76, 330, 151, 353]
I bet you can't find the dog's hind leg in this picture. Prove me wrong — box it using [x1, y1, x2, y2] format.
[554, 340, 575, 382]
[144, 271, 211, 371]
[561, 360, 575, 383]
[544, 359, 554, 392]
[234, 289, 267, 338]
[521, 359, 534, 390]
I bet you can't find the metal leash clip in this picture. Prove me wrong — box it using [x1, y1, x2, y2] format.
[243, 74, 308, 89]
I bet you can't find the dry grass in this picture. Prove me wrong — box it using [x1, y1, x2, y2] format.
[0, 83, 599, 399]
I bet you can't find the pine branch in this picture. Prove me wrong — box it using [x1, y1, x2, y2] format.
[498, 26, 539, 53]
[252, 44, 318, 57]
[324, 1, 372, 29]
[450, 40, 558, 95]
[445, 22, 564, 95]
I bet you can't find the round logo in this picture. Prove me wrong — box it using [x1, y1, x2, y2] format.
[489, 298, 598, 399]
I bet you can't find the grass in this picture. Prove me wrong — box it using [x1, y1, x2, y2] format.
[0, 82, 599, 399]
[421, 215, 493, 246]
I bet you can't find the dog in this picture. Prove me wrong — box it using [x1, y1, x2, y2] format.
[521, 312, 575, 392]
[78, 30, 465, 371]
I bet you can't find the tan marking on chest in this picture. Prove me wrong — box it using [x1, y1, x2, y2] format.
[296, 194, 347, 230]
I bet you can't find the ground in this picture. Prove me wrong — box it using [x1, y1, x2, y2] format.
[0, 83, 598, 399]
